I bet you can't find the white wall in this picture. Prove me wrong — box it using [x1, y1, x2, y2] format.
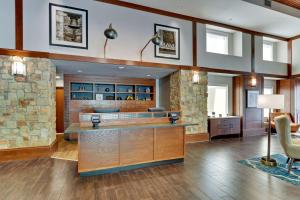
[292, 39, 300, 75]
[0, 0, 15, 49]
[207, 74, 233, 115]
[255, 36, 287, 75]
[23, 0, 193, 66]
[197, 23, 252, 72]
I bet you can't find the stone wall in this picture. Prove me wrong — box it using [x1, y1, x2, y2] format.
[170, 70, 208, 134]
[0, 56, 56, 149]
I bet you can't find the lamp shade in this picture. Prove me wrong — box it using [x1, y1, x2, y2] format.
[257, 94, 284, 109]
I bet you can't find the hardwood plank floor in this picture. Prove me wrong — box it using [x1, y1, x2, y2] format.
[0, 135, 299, 200]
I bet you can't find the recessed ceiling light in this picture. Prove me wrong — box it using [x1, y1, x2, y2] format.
[118, 66, 125, 69]
[56, 75, 60, 79]
[77, 70, 82, 73]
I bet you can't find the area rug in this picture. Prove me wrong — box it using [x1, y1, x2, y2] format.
[239, 154, 300, 185]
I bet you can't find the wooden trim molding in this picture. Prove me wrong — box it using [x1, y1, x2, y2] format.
[97, 0, 288, 41]
[15, 0, 23, 50]
[192, 21, 197, 66]
[288, 40, 292, 77]
[185, 133, 209, 143]
[0, 139, 58, 162]
[0, 48, 289, 78]
[289, 35, 300, 41]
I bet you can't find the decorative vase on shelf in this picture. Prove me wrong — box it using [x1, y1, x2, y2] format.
[146, 88, 150, 93]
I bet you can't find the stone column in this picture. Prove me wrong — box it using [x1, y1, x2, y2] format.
[170, 70, 208, 135]
[0, 56, 56, 149]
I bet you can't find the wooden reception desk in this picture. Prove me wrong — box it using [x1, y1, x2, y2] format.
[65, 111, 196, 176]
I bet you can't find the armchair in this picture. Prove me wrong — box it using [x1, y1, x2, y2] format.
[274, 115, 300, 173]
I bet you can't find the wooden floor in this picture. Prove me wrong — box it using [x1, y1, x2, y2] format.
[51, 135, 78, 161]
[1, 135, 300, 200]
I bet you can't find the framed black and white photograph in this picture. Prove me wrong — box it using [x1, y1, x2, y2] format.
[247, 90, 260, 108]
[154, 24, 180, 60]
[49, 3, 88, 49]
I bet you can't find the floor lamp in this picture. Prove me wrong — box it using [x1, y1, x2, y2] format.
[257, 94, 284, 167]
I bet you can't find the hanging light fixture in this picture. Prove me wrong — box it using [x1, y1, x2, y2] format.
[192, 71, 200, 84]
[104, 23, 118, 58]
[249, 74, 257, 87]
[11, 56, 26, 77]
[140, 33, 161, 61]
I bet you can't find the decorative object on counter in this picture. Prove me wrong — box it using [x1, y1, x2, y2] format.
[145, 87, 151, 93]
[49, 3, 88, 49]
[140, 32, 161, 61]
[169, 112, 179, 124]
[91, 115, 101, 128]
[192, 71, 200, 84]
[104, 23, 118, 58]
[212, 112, 215, 118]
[126, 96, 134, 100]
[257, 94, 284, 167]
[11, 56, 26, 77]
[95, 94, 103, 101]
[154, 24, 180, 60]
[106, 96, 115, 100]
[219, 114, 222, 117]
[105, 88, 110, 92]
[247, 90, 259, 108]
[128, 88, 133, 93]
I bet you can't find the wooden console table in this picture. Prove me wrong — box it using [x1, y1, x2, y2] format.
[208, 116, 241, 140]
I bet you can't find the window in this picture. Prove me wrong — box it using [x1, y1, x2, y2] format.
[263, 87, 273, 117]
[263, 41, 274, 61]
[206, 31, 229, 55]
[207, 85, 228, 116]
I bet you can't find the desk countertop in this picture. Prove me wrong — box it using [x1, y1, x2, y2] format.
[65, 122, 197, 134]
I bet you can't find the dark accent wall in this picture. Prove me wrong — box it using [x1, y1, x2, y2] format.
[233, 75, 265, 137]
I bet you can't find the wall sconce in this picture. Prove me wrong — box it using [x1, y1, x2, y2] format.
[249, 75, 257, 87]
[140, 33, 161, 61]
[192, 71, 200, 84]
[11, 56, 26, 77]
[104, 23, 118, 58]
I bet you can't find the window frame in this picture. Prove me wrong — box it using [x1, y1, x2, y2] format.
[206, 29, 230, 55]
[263, 40, 274, 62]
[207, 84, 229, 116]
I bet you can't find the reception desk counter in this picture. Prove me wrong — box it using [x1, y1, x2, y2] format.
[65, 122, 195, 176]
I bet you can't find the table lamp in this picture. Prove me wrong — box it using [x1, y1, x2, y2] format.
[257, 94, 284, 167]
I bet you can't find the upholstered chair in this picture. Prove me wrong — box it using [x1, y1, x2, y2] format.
[274, 115, 300, 173]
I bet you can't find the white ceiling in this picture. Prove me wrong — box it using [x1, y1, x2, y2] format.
[121, 0, 300, 38]
[53, 60, 177, 79]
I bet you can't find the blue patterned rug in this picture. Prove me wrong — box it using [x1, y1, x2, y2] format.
[239, 154, 300, 185]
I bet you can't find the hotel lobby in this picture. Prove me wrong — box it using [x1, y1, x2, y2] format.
[2, 0, 300, 199]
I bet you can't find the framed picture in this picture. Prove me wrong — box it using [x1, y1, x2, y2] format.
[154, 24, 180, 60]
[247, 90, 260, 108]
[49, 3, 88, 49]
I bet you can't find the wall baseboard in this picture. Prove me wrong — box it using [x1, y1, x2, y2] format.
[185, 133, 209, 143]
[0, 139, 58, 162]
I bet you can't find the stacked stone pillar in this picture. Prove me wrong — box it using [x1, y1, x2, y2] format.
[0, 56, 56, 149]
[170, 70, 208, 134]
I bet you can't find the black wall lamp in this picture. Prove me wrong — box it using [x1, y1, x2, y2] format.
[140, 33, 161, 61]
[104, 23, 118, 58]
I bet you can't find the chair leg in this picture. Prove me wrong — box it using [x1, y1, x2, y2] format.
[286, 157, 290, 164]
[288, 158, 295, 174]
